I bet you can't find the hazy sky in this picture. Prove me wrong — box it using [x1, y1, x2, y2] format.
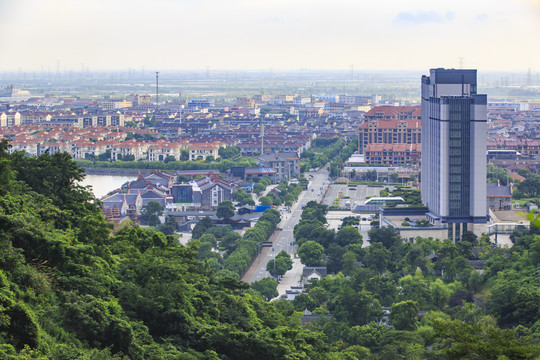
[0, 0, 538, 72]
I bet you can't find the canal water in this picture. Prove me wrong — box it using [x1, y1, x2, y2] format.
[79, 174, 136, 199]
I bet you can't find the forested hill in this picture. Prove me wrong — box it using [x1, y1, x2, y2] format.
[0, 138, 539, 359]
[0, 140, 331, 359]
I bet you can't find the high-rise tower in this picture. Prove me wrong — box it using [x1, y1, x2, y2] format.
[421, 68, 487, 241]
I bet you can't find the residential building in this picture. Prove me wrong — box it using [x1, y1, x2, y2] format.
[0, 112, 21, 127]
[364, 143, 421, 167]
[421, 68, 487, 241]
[188, 142, 222, 161]
[258, 152, 300, 180]
[126, 94, 151, 106]
[187, 100, 214, 108]
[101, 100, 132, 110]
[364, 106, 421, 120]
[486, 183, 512, 211]
[358, 118, 421, 153]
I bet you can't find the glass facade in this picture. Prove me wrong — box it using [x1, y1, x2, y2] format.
[448, 98, 471, 217]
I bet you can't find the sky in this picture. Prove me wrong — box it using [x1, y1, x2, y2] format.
[0, 0, 538, 72]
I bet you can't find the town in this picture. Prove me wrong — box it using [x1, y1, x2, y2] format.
[0, 68, 539, 358]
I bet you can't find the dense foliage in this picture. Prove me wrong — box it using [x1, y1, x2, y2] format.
[291, 199, 540, 358]
[300, 137, 346, 173]
[0, 140, 335, 359]
[75, 157, 257, 172]
[1, 139, 539, 359]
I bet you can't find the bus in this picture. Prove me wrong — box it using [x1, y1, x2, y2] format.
[363, 197, 405, 206]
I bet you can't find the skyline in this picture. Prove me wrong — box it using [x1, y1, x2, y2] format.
[0, 0, 539, 72]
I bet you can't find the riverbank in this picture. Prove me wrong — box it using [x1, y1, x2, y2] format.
[82, 167, 151, 176]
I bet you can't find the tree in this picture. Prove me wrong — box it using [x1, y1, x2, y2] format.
[180, 148, 189, 161]
[487, 272, 540, 327]
[516, 175, 540, 198]
[97, 149, 111, 161]
[364, 242, 390, 273]
[251, 278, 278, 301]
[216, 201, 235, 220]
[155, 215, 178, 235]
[233, 190, 255, 206]
[267, 252, 293, 278]
[164, 155, 176, 163]
[259, 196, 273, 206]
[368, 226, 402, 250]
[328, 287, 382, 326]
[298, 241, 324, 266]
[141, 200, 164, 226]
[192, 216, 214, 239]
[218, 146, 240, 159]
[221, 232, 242, 253]
[390, 300, 419, 330]
[253, 183, 266, 195]
[341, 216, 359, 227]
[432, 317, 540, 359]
[335, 226, 363, 247]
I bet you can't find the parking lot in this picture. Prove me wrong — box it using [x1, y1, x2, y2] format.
[326, 210, 375, 247]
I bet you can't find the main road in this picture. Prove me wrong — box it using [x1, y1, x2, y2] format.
[243, 167, 330, 284]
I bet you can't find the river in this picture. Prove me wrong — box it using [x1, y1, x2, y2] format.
[79, 174, 136, 199]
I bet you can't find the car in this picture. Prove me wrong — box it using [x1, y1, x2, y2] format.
[349, 187, 357, 190]
[361, 217, 367, 221]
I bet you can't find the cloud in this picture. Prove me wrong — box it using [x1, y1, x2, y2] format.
[476, 13, 489, 21]
[265, 16, 285, 24]
[394, 11, 455, 24]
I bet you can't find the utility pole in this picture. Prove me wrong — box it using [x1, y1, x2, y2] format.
[155, 72, 159, 105]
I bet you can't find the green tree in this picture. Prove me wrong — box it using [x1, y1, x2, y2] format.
[267, 252, 293, 278]
[180, 148, 189, 161]
[218, 146, 240, 159]
[335, 226, 363, 247]
[368, 226, 402, 250]
[298, 241, 324, 266]
[390, 300, 419, 330]
[328, 287, 382, 326]
[164, 155, 176, 163]
[192, 216, 214, 239]
[155, 215, 178, 235]
[141, 200, 164, 226]
[341, 216, 360, 227]
[432, 317, 540, 359]
[364, 242, 390, 273]
[216, 200, 235, 220]
[251, 278, 278, 301]
[259, 196, 273, 206]
[233, 189, 255, 206]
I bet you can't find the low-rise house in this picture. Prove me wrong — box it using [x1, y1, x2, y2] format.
[302, 267, 328, 285]
[486, 183, 513, 211]
[194, 176, 235, 208]
[128, 186, 172, 208]
[101, 191, 143, 217]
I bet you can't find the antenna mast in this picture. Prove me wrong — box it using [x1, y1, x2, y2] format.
[155, 71, 160, 105]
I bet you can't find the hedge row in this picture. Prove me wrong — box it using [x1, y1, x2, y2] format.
[223, 209, 281, 277]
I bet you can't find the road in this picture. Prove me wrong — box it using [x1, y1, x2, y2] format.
[244, 167, 330, 285]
